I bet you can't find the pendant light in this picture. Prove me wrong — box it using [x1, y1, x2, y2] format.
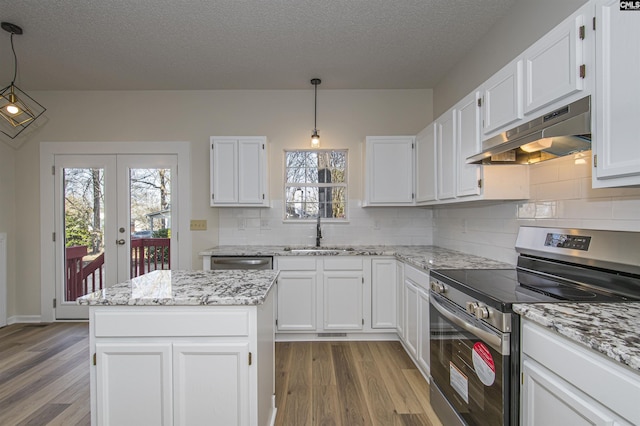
[0, 22, 46, 140]
[310, 78, 321, 148]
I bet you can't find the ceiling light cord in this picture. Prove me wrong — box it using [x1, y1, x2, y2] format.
[9, 32, 17, 84]
[314, 81, 318, 131]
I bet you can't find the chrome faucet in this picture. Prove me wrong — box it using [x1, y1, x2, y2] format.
[316, 216, 322, 247]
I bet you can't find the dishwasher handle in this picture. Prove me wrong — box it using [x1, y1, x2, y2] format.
[213, 258, 269, 266]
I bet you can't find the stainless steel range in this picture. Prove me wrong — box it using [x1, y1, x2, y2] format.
[428, 226, 640, 426]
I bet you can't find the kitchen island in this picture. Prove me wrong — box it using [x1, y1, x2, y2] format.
[78, 269, 279, 426]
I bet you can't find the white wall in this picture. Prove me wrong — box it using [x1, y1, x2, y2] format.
[433, 0, 588, 116]
[0, 143, 16, 320]
[11, 89, 432, 318]
[433, 154, 640, 265]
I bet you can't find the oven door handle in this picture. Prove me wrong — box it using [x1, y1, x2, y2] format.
[430, 295, 509, 355]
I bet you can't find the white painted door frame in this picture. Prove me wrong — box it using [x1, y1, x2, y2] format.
[40, 141, 191, 322]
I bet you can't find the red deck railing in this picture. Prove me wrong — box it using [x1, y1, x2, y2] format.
[65, 237, 170, 301]
[130, 238, 171, 278]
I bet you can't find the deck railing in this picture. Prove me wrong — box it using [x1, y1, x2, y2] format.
[130, 238, 171, 278]
[65, 237, 170, 300]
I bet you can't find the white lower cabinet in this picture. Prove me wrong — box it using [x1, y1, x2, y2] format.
[275, 256, 404, 339]
[276, 270, 317, 331]
[96, 343, 173, 426]
[521, 320, 640, 425]
[90, 297, 275, 426]
[404, 279, 419, 358]
[402, 264, 430, 378]
[371, 258, 397, 329]
[173, 343, 250, 426]
[276, 256, 371, 337]
[417, 289, 430, 375]
[323, 270, 363, 330]
[396, 262, 406, 340]
[522, 358, 618, 425]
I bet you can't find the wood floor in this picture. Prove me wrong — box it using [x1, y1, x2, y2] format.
[0, 323, 442, 426]
[274, 341, 441, 426]
[0, 322, 91, 426]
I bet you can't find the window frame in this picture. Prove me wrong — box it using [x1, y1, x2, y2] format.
[283, 149, 349, 222]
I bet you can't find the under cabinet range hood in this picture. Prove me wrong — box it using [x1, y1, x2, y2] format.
[467, 96, 591, 165]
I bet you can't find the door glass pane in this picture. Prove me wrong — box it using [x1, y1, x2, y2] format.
[63, 168, 105, 301]
[129, 168, 171, 278]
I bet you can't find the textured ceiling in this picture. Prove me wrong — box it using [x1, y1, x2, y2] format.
[0, 0, 517, 91]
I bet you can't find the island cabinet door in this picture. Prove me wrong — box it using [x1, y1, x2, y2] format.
[173, 343, 250, 426]
[96, 342, 173, 426]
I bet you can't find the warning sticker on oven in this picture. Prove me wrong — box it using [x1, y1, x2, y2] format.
[472, 342, 496, 386]
[449, 362, 469, 404]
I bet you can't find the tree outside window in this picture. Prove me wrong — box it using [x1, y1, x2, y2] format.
[284, 150, 347, 220]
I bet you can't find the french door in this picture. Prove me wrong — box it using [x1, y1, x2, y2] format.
[54, 154, 178, 319]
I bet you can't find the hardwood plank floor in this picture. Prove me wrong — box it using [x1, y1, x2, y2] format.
[275, 341, 442, 426]
[0, 323, 442, 426]
[0, 323, 90, 426]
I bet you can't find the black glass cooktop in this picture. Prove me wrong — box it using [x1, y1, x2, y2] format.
[430, 268, 637, 313]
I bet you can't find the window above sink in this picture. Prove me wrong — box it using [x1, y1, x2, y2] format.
[284, 149, 348, 221]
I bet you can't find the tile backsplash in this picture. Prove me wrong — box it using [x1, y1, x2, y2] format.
[219, 199, 434, 246]
[434, 152, 640, 264]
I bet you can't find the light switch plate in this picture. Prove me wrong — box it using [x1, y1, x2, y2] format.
[190, 219, 207, 231]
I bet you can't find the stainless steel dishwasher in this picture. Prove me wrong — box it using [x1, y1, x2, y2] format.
[209, 256, 273, 270]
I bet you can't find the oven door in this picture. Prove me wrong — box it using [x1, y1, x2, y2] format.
[430, 292, 510, 426]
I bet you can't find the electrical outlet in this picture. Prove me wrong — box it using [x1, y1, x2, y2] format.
[190, 219, 207, 231]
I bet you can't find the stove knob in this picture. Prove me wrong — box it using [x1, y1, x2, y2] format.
[466, 301, 479, 315]
[475, 305, 490, 320]
[430, 281, 445, 294]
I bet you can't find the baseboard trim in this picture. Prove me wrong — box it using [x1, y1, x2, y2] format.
[8, 315, 43, 324]
[275, 331, 398, 342]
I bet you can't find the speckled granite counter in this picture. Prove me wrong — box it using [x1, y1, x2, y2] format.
[514, 303, 640, 372]
[199, 245, 513, 271]
[77, 269, 279, 306]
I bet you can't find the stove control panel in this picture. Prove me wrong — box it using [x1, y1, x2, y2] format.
[545, 233, 591, 251]
[465, 301, 490, 319]
[430, 281, 446, 294]
[430, 276, 512, 332]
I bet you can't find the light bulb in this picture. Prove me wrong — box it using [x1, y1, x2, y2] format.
[311, 130, 320, 148]
[521, 138, 553, 153]
[6, 104, 20, 115]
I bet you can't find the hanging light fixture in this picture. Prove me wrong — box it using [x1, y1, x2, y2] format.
[310, 78, 321, 148]
[0, 22, 46, 140]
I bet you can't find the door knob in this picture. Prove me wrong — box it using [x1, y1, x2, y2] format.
[116, 239, 126, 245]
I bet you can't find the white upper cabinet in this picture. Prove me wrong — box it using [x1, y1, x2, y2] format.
[456, 91, 482, 197]
[415, 123, 437, 203]
[481, 59, 523, 136]
[592, 0, 640, 187]
[523, 9, 586, 115]
[419, 94, 529, 206]
[210, 136, 269, 207]
[363, 136, 415, 206]
[436, 110, 456, 200]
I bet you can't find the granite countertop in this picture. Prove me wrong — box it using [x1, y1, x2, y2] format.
[199, 245, 513, 271]
[77, 269, 279, 306]
[514, 303, 640, 372]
